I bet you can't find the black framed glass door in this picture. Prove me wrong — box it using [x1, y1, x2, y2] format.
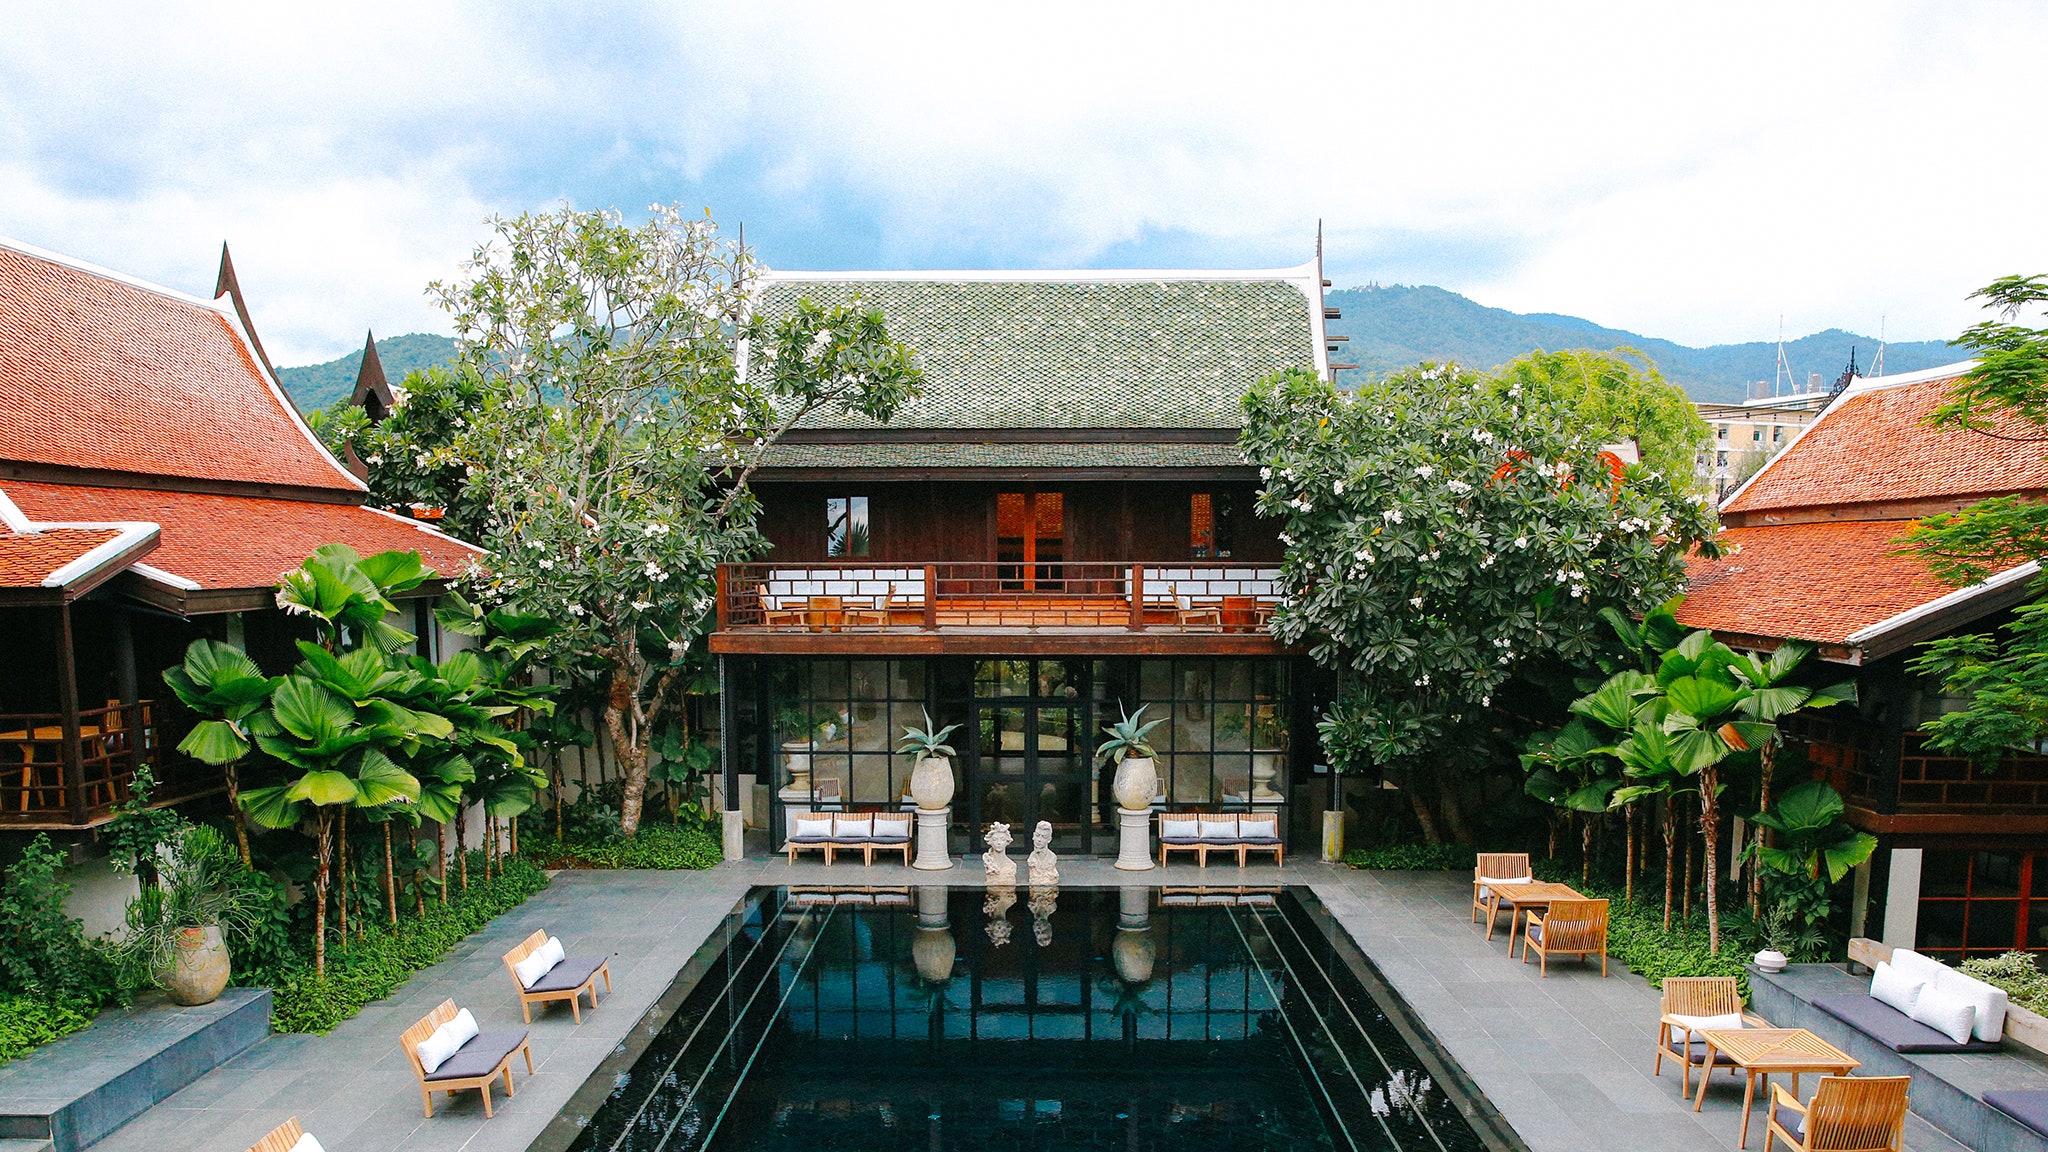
[969, 659, 1100, 853]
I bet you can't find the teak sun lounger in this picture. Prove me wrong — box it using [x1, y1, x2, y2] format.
[503, 929, 611, 1023]
[401, 999, 533, 1118]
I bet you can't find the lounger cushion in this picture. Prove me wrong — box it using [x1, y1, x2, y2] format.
[1665, 1038, 1738, 1064]
[1160, 818, 1198, 840]
[1810, 993, 2002, 1053]
[513, 947, 554, 989]
[1985, 1090, 2048, 1137]
[1197, 817, 1238, 841]
[833, 816, 873, 839]
[1239, 816, 1278, 840]
[423, 1029, 528, 1082]
[792, 816, 833, 841]
[527, 955, 606, 995]
[1870, 960, 1923, 1016]
[871, 815, 911, 841]
[1670, 1012, 1743, 1042]
[1771, 1102, 1805, 1141]
[1910, 984, 1979, 1045]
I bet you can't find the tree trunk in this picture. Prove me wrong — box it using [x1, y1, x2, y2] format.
[225, 761, 251, 867]
[1625, 802, 1637, 905]
[607, 677, 653, 838]
[383, 821, 398, 929]
[1701, 767, 1724, 952]
[554, 765, 565, 843]
[1437, 774, 1474, 845]
[1681, 795, 1694, 923]
[337, 806, 349, 942]
[413, 835, 425, 918]
[312, 809, 333, 977]
[455, 807, 469, 893]
[1752, 738, 1779, 915]
[436, 822, 447, 906]
[1662, 796, 1678, 932]
[1581, 813, 1595, 886]
[1397, 767, 1443, 844]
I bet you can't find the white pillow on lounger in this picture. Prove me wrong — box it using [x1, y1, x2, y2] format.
[1910, 984, 1978, 1045]
[833, 816, 873, 839]
[416, 1009, 477, 1074]
[1160, 818, 1198, 839]
[793, 816, 833, 840]
[514, 946, 555, 989]
[1197, 817, 1238, 839]
[1239, 815, 1278, 839]
[1870, 961, 1924, 1017]
[288, 1133, 327, 1152]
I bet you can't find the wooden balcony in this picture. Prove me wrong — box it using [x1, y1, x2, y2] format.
[0, 700, 221, 829]
[711, 561, 1293, 655]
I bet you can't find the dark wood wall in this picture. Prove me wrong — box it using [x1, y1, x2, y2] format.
[752, 479, 1281, 564]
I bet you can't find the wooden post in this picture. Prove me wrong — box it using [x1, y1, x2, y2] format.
[56, 603, 87, 824]
[1128, 564, 1145, 631]
[715, 565, 729, 631]
[923, 565, 938, 631]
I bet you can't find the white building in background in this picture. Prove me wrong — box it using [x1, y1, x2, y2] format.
[1695, 391, 1832, 498]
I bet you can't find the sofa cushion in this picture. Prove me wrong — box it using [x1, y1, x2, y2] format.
[1238, 816, 1279, 840]
[527, 955, 605, 995]
[1892, 947, 2008, 1042]
[1160, 817, 1198, 840]
[833, 815, 873, 840]
[423, 1029, 528, 1082]
[1197, 817, 1238, 841]
[513, 946, 557, 990]
[1810, 993, 2002, 1053]
[1870, 961, 1923, 1016]
[1670, 1012, 1743, 1042]
[1910, 984, 1979, 1045]
[792, 815, 833, 841]
[871, 814, 911, 841]
[1985, 1090, 2048, 1137]
[1665, 1037, 1738, 1064]
[1771, 1102, 1805, 1141]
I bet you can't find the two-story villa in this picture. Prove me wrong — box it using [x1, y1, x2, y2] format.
[709, 263, 1341, 855]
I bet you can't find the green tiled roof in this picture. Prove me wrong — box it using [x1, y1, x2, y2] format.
[756, 275, 1317, 430]
[757, 441, 1251, 471]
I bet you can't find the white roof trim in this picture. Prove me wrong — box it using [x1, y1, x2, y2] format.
[0, 232, 239, 316]
[1845, 558, 2042, 647]
[1718, 358, 1979, 513]
[129, 561, 203, 591]
[0, 488, 29, 533]
[39, 522, 159, 589]
[360, 505, 488, 557]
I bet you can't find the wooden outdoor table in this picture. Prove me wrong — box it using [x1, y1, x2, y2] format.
[1692, 1027, 1859, 1147]
[1489, 881, 1583, 950]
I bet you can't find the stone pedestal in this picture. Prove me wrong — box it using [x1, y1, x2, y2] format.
[913, 807, 953, 870]
[1115, 806, 1155, 870]
[722, 809, 745, 862]
[1321, 809, 1345, 863]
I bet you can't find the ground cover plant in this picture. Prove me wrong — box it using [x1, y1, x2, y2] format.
[1342, 843, 1476, 871]
[1962, 951, 2048, 1015]
[1530, 859, 1756, 996]
[0, 834, 126, 1066]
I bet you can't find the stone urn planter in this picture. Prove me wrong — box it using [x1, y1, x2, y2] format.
[911, 755, 956, 811]
[1250, 751, 1283, 802]
[1112, 756, 1158, 811]
[1753, 948, 1788, 974]
[1113, 926, 1156, 985]
[780, 741, 815, 798]
[164, 925, 229, 1006]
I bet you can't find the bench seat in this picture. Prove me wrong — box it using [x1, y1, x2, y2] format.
[1811, 993, 2002, 1054]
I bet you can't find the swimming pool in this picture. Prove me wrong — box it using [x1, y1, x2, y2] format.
[537, 886, 1517, 1152]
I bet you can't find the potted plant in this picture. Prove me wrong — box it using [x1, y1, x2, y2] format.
[119, 825, 258, 1006]
[1754, 901, 1794, 973]
[1096, 704, 1166, 811]
[1250, 703, 1287, 802]
[900, 709, 962, 812]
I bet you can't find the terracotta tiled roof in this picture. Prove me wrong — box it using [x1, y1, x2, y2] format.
[0, 239, 362, 492]
[1, 482, 481, 592]
[1723, 368, 2048, 515]
[0, 527, 122, 588]
[1676, 521, 1957, 647]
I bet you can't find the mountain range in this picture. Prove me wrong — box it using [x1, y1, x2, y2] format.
[277, 287, 1962, 411]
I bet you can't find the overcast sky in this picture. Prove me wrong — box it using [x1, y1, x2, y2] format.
[3, 2, 2040, 365]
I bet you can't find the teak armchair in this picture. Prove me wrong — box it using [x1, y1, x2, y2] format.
[1766, 1075, 1910, 1152]
[1471, 852, 1532, 939]
[1520, 897, 1609, 976]
[401, 999, 533, 1118]
[1655, 976, 1768, 1095]
[244, 1117, 308, 1152]
[502, 929, 611, 1023]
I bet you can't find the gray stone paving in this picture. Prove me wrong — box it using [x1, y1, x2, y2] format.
[76, 854, 1972, 1152]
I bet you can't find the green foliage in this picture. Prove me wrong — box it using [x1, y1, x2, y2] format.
[1243, 362, 1716, 811]
[0, 835, 121, 1011]
[529, 823, 722, 871]
[898, 709, 961, 760]
[0, 994, 91, 1066]
[265, 855, 548, 1034]
[1533, 861, 1757, 995]
[1093, 704, 1164, 767]
[1961, 951, 2048, 1015]
[1491, 349, 1713, 491]
[98, 763, 187, 888]
[279, 331, 456, 412]
[317, 364, 495, 539]
[1908, 588, 2048, 767]
[117, 825, 264, 987]
[1749, 780, 1877, 884]
[439, 203, 923, 836]
[1341, 843, 1476, 871]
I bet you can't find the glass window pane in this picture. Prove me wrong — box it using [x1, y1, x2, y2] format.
[1171, 754, 1213, 804]
[1967, 900, 2020, 953]
[1215, 703, 1251, 752]
[1916, 900, 1966, 950]
[1139, 659, 1171, 702]
[890, 659, 924, 700]
[1191, 493, 1213, 558]
[1217, 659, 1253, 700]
[1922, 851, 1971, 898]
[1976, 852, 2022, 898]
[826, 497, 847, 556]
[850, 753, 894, 804]
[848, 496, 869, 556]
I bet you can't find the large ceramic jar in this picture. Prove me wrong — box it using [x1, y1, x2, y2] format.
[910, 755, 955, 811]
[1111, 755, 1158, 811]
[164, 925, 229, 1006]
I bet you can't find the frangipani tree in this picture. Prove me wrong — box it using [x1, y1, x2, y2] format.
[1243, 363, 1716, 841]
[440, 203, 922, 835]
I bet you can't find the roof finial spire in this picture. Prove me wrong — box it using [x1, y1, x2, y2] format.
[351, 329, 395, 424]
[213, 242, 281, 387]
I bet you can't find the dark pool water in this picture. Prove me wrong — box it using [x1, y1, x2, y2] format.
[548, 886, 1504, 1152]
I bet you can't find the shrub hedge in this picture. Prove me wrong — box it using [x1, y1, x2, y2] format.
[262, 854, 549, 1034]
[1343, 843, 1477, 871]
[527, 824, 722, 871]
[1962, 951, 2048, 1014]
[1532, 861, 1755, 995]
[0, 995, 92, 1065]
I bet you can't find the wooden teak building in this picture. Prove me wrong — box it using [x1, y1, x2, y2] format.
[711, 264, 1342, 853]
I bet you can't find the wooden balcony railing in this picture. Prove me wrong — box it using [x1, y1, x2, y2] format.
[716, 561, 1284, 634]
[0, 700, 217, 828]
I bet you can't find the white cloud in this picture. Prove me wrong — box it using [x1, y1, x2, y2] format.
[2, 0, 2042, 360]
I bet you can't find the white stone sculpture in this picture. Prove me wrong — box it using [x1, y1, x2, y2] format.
[984, 885, 1016, 948]
[982, 822, 1017, 885]
[1028, 883, 1057, 947]
[1026, 820, 1059, 886]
